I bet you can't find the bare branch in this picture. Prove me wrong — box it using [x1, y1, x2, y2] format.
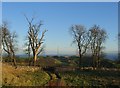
[70, 24, 90, 68]
[25, 16, 47, 66]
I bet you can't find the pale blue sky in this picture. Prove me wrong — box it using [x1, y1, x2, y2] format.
[2, 2, 118, 55]
[2, 0, 119, 2]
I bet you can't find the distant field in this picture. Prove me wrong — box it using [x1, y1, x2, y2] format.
[15, 53, 118, 61]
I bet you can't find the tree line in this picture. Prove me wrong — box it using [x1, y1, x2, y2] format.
[0, 16, 118, 69]
[1, 16, 47, 67]
[70, 25, 107, 69]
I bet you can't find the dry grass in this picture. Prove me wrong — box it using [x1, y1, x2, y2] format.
[0, 62, 2, 87]
[2, 62, 50, 86]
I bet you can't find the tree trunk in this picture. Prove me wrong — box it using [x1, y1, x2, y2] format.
[9, 54, 17, 68]
[12, 54, 17, 68]
[97, 54, 101, 69]
[96, 54, 100, 69]
[79, 51, 82, 69]
[92, 55, 96, 70]
[9, 54, 13, 65]
[33, 53, 37, 66]
[96, 58, 98, 68]
[13, 57, 17, 68]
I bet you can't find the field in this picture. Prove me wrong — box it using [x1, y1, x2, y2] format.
[2, 56, 120, 87]
[59, 70, 120, 86]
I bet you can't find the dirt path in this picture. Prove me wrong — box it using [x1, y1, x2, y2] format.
[46, 73, 65, 86]
[44, 71, 65, 86]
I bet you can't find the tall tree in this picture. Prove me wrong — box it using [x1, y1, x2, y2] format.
[2, 22, 17, 67]
[25, 16, 47, 66]
[70, 25, 91, 69]
[89, 25, 107, 68]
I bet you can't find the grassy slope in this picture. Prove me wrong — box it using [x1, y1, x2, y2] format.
[2, 57, 120, 87]
[2, 63, 50, 86]
[60, 70, 120, 86]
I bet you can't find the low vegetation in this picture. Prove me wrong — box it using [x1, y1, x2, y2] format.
[59, 70, 120, 86]
[2, 63, 50, 86]
[2, 56, 120, 87]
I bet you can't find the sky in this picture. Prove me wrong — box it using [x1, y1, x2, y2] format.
[2, 2, 118, 55]
[1, 0, 120, 2]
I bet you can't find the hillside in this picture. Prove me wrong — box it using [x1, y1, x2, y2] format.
[2, 63, 50, 86]
[2, 57, 120, 87]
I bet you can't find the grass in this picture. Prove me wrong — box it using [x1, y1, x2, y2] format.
[2, 63, 50, 86]
[59, 70, 120, 87]
[2, 56, 120, 87]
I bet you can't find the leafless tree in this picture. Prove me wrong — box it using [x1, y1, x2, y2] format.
[2, 22, 17, 67]
[70, 25, 91, 69]
[89, 25, 107, 69]
[25, 16, 47, 66]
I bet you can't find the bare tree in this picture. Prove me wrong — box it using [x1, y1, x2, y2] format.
[25, 16, 47, 66]
[89, 25, 107, 69]
[2, 22, 17, 67]
[70, 25, 91, 69]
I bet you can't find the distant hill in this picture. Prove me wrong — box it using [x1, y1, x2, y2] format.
[14, 52, 118, 61]
[105, 53, 118, 60]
